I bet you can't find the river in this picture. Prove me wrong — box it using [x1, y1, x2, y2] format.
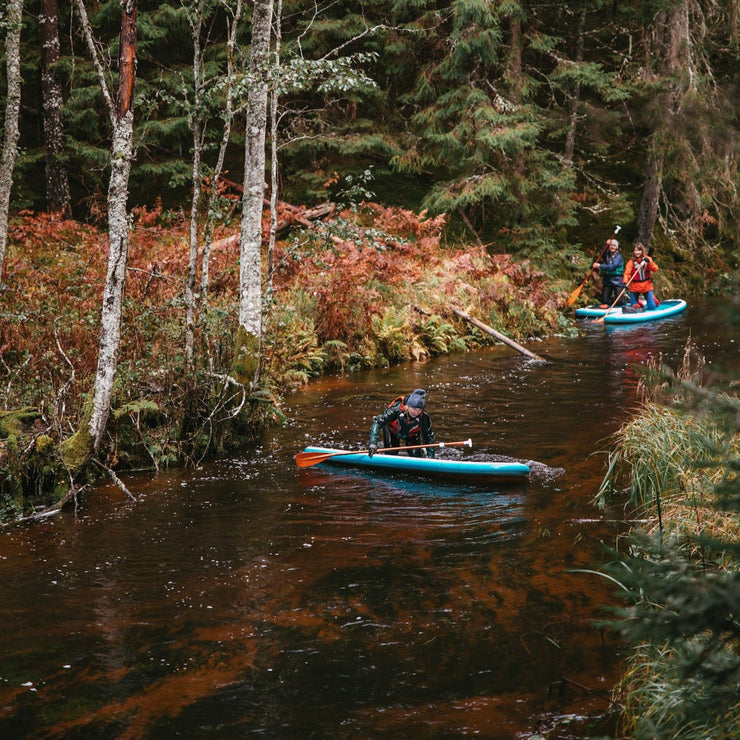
[0, 298, 736, 739]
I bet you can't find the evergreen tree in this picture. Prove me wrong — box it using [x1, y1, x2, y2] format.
[626, 0, 739, 252]
[387, 1, 576, 252]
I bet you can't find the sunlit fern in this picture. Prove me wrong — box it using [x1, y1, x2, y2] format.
[372, 307, 414, 363]
[418, 314, 466, 355]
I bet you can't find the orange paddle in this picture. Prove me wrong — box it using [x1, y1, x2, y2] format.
[594, 269, 639, 323]
[295, 439, 473, 468]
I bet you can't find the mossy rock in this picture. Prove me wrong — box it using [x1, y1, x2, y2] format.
[0, 408, 42, 439]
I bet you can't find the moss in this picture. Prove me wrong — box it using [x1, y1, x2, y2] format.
[34, 434, 55, 455]
[0, 408, 41, 439]
[59, 404, 95, 472]
[232, 325, 260, 388]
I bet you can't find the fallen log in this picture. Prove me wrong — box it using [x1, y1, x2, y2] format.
[451, 307, 547, 362]
[208, 200, 335, 252]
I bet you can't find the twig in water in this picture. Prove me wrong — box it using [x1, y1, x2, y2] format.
[92, 459, 137, 502]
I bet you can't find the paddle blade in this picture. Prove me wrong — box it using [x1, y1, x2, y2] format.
[295, 451, 334, 468]
[565, 285, 583, 307]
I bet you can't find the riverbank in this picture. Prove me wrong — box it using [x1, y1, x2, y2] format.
[0, 205, 562, 519]
[0, 205, 733, 522]
[593, 342, 739, 738]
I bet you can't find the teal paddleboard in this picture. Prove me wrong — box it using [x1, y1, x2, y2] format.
[575, 298, 687, 323]
[299, 446, 530, 482]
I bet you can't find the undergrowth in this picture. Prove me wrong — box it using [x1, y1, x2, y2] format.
[594, 342, 740, 739]
[0, 202, 576, 514]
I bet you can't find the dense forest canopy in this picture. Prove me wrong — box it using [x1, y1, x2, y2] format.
[2, 0, 738, 258]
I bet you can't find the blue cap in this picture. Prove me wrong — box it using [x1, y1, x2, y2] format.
[406, 389, 426, 409]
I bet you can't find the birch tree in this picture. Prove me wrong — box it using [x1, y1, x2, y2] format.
[0, 0, 23, 286]
[40, 0, 72, 217]
[234, 0, 273, 389]
[184, 0, 206, 367]
[61, 0, 139, 466]
[199, 0, 242, 306]
[267, 0, 282, 289]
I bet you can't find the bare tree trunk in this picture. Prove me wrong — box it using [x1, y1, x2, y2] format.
[62, 0, 138, 466]
[89, 0, 138, 451]
[40, 0, 72, 217]
[637, 150, 663, 249]
[507, 16, 523, 101]
[235, 0, 273, 389]
[200, 0, 242, 306]
[0, 0, 23, 286]
[267, 0, 283, 290]
[563, 6, 586, 165]
[185, 0, 206, 367]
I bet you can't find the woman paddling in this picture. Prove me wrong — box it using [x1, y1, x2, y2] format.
[624, 242, 660, 311]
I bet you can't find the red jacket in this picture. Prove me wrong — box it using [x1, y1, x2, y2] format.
[624, 256, 658, 293]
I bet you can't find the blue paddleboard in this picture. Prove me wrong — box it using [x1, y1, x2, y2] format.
[575, 299, 687, 324]
[299, 446, 530, 482]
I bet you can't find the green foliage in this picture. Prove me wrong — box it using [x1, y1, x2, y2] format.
[595, 342, 740, 739]
[6, 0, 737, 262]
[417, 315, 467, 356]
[112, 399, 160, 421]
[372, 307, 415, 363]
[263, 305, 328, 393]
[278, 53, 379, 95]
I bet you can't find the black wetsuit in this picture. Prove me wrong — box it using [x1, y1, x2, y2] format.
[368, 395, 435, 457]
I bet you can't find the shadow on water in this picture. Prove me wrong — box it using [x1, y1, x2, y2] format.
[0, 298, 735, 738]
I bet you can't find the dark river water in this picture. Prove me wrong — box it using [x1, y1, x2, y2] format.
[0, 299, 736, 739]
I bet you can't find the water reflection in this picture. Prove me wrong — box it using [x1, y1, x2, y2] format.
[0, 298, 735, 738]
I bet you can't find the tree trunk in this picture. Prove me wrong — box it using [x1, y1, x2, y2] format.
[40, 0, 72, 217]
[89, 0, 138, 451]
[200, 0, 242, 306]
[62, 0, 138, 467]
[563, 6, 586, 165]
[267, 0, 283, 290]
[185, 0, 205, 367]
[235, 0, 273, 389]
[507, 15, 523, 102]
[0, 0, 24, 285]
[637, 150, 663, 249]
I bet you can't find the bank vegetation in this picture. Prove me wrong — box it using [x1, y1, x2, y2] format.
[0, 203, 572, 520]
[2, 0, 738, 518]
[595, 338, 739, 739]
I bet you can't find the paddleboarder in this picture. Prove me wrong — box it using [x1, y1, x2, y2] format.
[592, 238, 627, 308]
[368, 388, 436, 458]
[624, 243, 660, 311]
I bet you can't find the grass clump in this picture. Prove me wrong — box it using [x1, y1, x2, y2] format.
[594, 343, 739, 739]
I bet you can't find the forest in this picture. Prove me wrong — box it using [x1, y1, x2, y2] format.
[1, 2, 739, 737]
[1, 0, 736, 483]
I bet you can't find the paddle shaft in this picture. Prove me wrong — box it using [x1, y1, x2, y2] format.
[295, 439, 473, 468]
[566, 225, 621, 307]
[594, 269, 639, 323]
